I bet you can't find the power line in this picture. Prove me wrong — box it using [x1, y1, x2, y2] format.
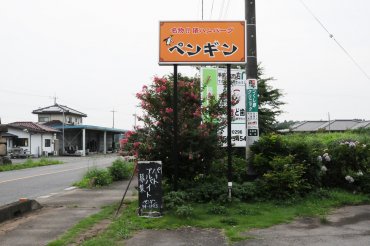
[299, 0, 370, 81]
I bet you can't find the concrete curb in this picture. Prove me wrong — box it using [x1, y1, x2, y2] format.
[0, 199, 42, 223]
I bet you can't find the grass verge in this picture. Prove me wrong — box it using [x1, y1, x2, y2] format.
[47, 205, 116, 246]
[47, 189, 370, 245]
[0, 158, 63, 172]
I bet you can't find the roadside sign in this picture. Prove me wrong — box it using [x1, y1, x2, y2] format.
[138, 161, 162, 217]
[201, 67, 246, 147]
[159, 21, 246, 65]
[246, 79, 259, 141]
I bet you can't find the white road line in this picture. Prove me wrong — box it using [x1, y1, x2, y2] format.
[0, 166, 87, 185]
[38, 195, 51, 199]
[64, 186, 76, 191]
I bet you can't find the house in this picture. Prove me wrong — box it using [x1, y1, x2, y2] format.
[290, 119, 369, 132]
[6, 122, 60, 157]
[33, 103, 125, 156]
[32, 103, 87, 125]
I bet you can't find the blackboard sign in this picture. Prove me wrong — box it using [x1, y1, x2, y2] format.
[138, 161, 162, 217]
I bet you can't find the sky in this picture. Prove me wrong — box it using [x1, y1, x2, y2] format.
[1, 0, 369, 130]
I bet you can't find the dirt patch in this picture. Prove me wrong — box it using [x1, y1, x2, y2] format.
[68, 219, 112, 246]
[124, 227, 227, 246]
[330, 212, 370, 226]
[0, 206, 56, 235]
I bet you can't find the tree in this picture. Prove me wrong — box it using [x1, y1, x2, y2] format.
[257, 66, 285, 134]
[121, 66, 284, 188]
[121, 74, 227, 187]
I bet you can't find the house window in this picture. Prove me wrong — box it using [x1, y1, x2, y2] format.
[39, 116, 50, 122]
[15, 138, 28, 147]
[68, 116, 72, 123]
[45, 139, 51, 147]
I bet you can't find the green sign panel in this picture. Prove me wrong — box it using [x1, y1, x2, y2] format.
[201, 68, 218, 107]
[247, 89, 258, 112]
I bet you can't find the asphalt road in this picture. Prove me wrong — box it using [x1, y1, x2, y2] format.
[0, 154, 118, 206]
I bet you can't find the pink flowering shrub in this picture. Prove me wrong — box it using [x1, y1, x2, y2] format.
[122, 74, 227, 186]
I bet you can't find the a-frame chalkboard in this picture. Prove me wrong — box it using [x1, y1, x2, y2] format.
[138, 161, 162, 217]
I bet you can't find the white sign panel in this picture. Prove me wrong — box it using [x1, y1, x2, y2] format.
[201, 67, 246, 147]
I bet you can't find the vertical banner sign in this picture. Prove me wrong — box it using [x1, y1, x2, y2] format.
[159, 21, 246, 65]
[246, 79, 259, 143]
[138, 161, 162, 217]
[201, 68, 246, 147]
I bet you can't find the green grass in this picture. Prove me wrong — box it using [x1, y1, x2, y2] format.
[48, 189, 370, 245]
[47, 205, 116, 246]
[73, 167, 113, 188]
[0, 157, 63, 172]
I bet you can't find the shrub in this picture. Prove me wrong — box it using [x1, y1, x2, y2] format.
[187, 177, 228, 203]
[108, 158, 134, 181]
[259, 155, 310, 199]
[175, 205, 194, 218]
[356, 173, 370, 193]
[76, 167, 113, 188]
[207, 205, 227, 215]
[321, 140, 370, 188]
[233, 182, 258, 201]
[210, 157, 248, 183]
[121, 75, 227, 189]
[163, 191, 189, 210]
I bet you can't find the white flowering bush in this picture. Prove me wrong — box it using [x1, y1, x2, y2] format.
[250, 133, 370, 197]
[321, 140, 370, 189]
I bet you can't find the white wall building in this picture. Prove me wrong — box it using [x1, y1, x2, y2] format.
[7, 122, 60, 157]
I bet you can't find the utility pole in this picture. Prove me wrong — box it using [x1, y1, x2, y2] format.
[133, 113, 137, 129]
[110, 109, 117, 128]
[245, 0, 259, 160]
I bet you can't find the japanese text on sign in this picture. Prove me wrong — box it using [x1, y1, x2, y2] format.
[138, 161, 162, 216]
[159, 21, 246, 64]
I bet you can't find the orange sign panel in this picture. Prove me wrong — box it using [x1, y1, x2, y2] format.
[159, 21, 246, 65]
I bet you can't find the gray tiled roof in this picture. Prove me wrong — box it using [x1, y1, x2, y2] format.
[291, 121, 328, 132]
[351, 121, 370, 129]
[32, 104, 87, 117]
[319, 120, 360, 131]
[291, 120, 370, 132]
[8, 122, 60, 133]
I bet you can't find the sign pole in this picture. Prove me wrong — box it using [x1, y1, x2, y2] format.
[173, 64, 179, 191]
[245, 0, 259, 160]
[227, 64, 232, 200]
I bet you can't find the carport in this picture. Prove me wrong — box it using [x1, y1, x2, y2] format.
[52, 125, 125, 156]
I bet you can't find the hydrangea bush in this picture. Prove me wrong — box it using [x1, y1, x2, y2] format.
[321, 140, 370, 189]
[250, 134, 370, 196]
